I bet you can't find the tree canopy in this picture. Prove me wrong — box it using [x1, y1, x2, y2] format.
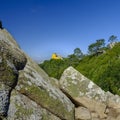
[88, 39, 105, 55]
[108, 35, 118, 43]
[73, 48, 83, 59]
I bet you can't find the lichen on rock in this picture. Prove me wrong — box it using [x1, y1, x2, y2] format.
[17, 55, 75, 120]
[7, 90, 61, 120]
[59, 66, 107, 101]
[59, 66, 120, 120]
[0, 29, 27, 118]
[0, 27, 75, 120]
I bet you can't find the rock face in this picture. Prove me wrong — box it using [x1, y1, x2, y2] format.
[0, 29, 27, 117]
[0, 29, 74, 120]
[75, 107, 91, 120]
[16, 55, 74, 120]
[7, 90, 61, 120]
[1, 28, 120, 120]
[59, 66, 120, 120]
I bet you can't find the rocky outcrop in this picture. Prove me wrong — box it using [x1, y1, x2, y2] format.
[59, 66, 120, 120]
[16, 55, 74, 120]
[7, 90, 61, 120]
[0, 28, 74, 120]
[1, 28, 120, 120]
[75, 107, 91, 120]
[0, 29, 27, 117]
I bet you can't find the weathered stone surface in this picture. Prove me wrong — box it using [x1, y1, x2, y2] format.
[0, 90, 9, 116]
[59, 67, 107, 118]
[106, 107, 120, 120]
[0, 29, 27, 117]
[59, 66, 107, 102]
[75, 106, 91, 120]
[7, 90, 61, 120]
[74, 97, 107, 119]
[0, 29, 27, 71]
[91, 112, 99, 119]
[0, 29, 74, 120]
[116, 115, 120, 120]
[92, 118, 100, 120]
[106, 92, 120, 108]
[49, 77, 59, 88]
[59, 66, 120, 120]
[16, 55, 75, 120]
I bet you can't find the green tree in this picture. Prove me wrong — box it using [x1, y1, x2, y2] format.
[108, 35, 117, 43]
[67, 54, 80, 67]
[74, 48, 83, 59]
[96, 39, 105, 48]
[39, 59, 70, 79]
[88, 39, 105, 55]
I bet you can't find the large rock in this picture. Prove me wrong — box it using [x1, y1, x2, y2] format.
[0, 28, 74, 119]
[75, 107, 91, 120]
[0, 29, 27, 117]
[59, 66, 107, 101]
[59, 66, 120, 119]
[16, 55, 74, 120]
[74, 97, 107, 119]
[0, 29, 27, 70]
[7, 90, 61, 120]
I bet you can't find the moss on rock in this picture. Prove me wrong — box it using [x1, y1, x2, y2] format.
[16, 56, 74, 120]
[7, 90, 61, 120]
[0, 29, 27, 118]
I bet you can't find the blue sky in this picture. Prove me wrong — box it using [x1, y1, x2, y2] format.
[0, 0, 120, 61]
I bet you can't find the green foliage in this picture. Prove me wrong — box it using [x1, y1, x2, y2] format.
[39, 57, 80, 79]
[39, 59, 67, 79]
[108, 35, 118, 43]
[39, 41, 120, 95]
[67, 54, 80, 66]
[76, 42, 120, 95]
[88, 39, 105, 55]
[73, 48, 83, 59]
[39, 48, 83, 79]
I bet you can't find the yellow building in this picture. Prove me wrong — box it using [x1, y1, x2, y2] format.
[51, 53, 63, 60]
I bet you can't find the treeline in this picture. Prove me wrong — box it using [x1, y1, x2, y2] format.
[39, 48, 82, 79]
[39, 35, 120, 95]
[88, 35, 118, 55]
